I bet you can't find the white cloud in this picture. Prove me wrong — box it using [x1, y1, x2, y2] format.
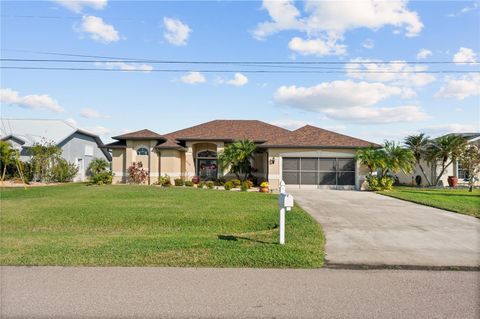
[180, 72, 206, 85]
[288, 36, 347, 56]
[78, 15, 119, 43]
[362, 38, 375, 49]
[269, 119, 314, 130]
[163, 17, 191, 46]
[448, 1, 480, 17]
[86, 126, 110, 136]
[95, 62, 153, 72]
[65, 118, 78, 127]
[54, 0, 107, 13]
[416, 48, 432, 59]
[435, 74, 480, 100]
[217, 73, 249, 87]
[0, 88, 64, 113]
[254, 0, 423, 55]
[422, 123, 479, 136]
[273, 80, 428, 123]
[453, 47, 477, 64]
[80, 108, 110, 119]
[346, 58, 436, 87]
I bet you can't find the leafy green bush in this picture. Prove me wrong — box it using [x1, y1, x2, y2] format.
[215, 177, 226, 186]
[174, 178, 185, 186]
[158, 174, 171, 187]
[240, 182, 248, 192]
[90, 171, 113, 185]
[366, 174, 394, 191]
[230, 179, 241, 187]
[88, 158, 109, 176]
[50, 158, 78, 182]
[224, 181, 233, 190]
[198, 181, 206, 189]
[379, 176, 394, 190]
[244, 180, 253, 189]
[206, 181, 214, 189]
[185, 180, 194, 187]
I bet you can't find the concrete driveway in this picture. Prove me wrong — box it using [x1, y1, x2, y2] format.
[289, 189, 480, 268]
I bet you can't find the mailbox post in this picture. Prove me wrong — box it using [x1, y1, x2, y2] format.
[278, 181, 294, 245]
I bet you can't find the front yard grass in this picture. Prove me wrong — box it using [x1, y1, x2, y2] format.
[0, 184, 325, 268]
[378, 186, 480, 218]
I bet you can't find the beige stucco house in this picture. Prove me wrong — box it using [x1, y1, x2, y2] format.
[396, 133, 480, 187]
[102, 120, 377, 191]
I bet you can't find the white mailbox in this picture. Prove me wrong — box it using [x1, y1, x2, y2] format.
[279, 193, 294, 211]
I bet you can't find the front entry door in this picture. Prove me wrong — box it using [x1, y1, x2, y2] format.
[197, 159, 218, 180]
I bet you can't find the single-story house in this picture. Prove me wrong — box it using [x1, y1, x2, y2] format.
[103, 120, 377, 191]
[397, 133, 480, 187]
[0, 118, 111, 181]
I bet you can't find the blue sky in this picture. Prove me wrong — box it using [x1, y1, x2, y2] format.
[1, 0, 479, 143]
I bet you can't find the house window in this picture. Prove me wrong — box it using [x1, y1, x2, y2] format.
[457, 162, 469, 180]
[197, 150, 217, 158]
[137, 147, 149, 156]
[85, 145, 94, 156]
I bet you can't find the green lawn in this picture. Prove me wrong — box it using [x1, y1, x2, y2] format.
[379, 187, 480, 218]
[0, 184, 324, 268]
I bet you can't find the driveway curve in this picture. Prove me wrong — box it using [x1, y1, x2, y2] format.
[289, 189, 480, 268]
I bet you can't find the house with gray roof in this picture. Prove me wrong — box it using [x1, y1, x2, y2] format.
[0, 119, 111, 181]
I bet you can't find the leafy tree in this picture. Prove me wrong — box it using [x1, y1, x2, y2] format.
[218, 140, 257, 181]
[382, 141, 414, 176]
[29, 140, 62, 182]
[354, 146, 384, 174]
[88, 158, 110, 175]
[404, 133, 433, 185]
[0, 141, 17, 181]
[458, 144, 480, 192]
[426, 135, 467, 186]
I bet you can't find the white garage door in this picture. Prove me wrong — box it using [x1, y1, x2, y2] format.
[282, 157, 356, 186]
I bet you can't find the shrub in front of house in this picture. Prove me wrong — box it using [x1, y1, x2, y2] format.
[198, 181, 206, 189]
[224, 181, 233, 190]
[174, 178, 185, 186]
[206, 181, 214, 189]
[185, 180, 194, 187]
[240, 182, 248, 192]
[215, 177, 226, 186]
[230, 179, 241, 187]
[158, 174, 171, 187]
[366, 174, 394, 191]
[90, 171, 113, 185]
[244, 180, 253, 189]
[50, 158, 79, 182]
[127, 162, 148, 184]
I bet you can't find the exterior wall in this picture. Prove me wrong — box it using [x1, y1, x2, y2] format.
[266, 148, 365, 192]
[159, 150, 183, 180]
[59, 133, 109, 182]
[112, 149, 126, 184]
[119, 140, 162, 184]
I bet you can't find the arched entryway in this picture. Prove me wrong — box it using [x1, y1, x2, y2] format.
[196, 148, 218, 180]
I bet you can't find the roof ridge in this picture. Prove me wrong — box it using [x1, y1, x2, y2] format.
[295, 124, 375, 145]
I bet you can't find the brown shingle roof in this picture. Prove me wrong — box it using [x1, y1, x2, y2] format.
[113, 129, 165, 140]
[165, 120, 291, 142]
[261, 125, 379, 148]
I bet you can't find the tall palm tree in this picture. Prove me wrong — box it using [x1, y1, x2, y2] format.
[218, 140, 257, 181]
[383, 141, 415, 176]
[404, 133, 432, 185]
[426, 135, 467, 186]
[355, 146, 384, 175]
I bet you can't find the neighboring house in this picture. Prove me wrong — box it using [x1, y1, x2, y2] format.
[397, 133, 480, 187]
[103, 120, 377, 190]
[0, 119, 111, 181]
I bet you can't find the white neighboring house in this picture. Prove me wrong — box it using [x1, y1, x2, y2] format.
[397, 133, 480, 187]
[0, 119, 111, 181]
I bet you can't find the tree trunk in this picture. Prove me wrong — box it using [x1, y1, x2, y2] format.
[1, 165, 6, 182]
[417, 161, 432, 186]
[434, 159, 453, 186]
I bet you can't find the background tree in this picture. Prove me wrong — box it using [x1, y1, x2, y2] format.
[29, 140, 63, 182]
[458, 144, 480, 192]
[426, 135, 467, 186]
[88, 158, 110, 175]
[0, 141, 17, 181]
[354, 146, 384, 175]
[382, 141, 414, 176]
[404, 133, 433, 185]
[218, 140, 257, 181]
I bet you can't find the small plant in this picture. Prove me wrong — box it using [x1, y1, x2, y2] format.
[260, 181, 269, 188]
[223, 181, 233, 190]
[174, 178, 185, 186]
[127, 162, 148, 184]
[185, 180, 194, 187]
[240, 182, 248, 192]
[90, 171, 113, 185]
[216, 177, 226, 185]
[158, 174, 171, 187]
[198, 181, 206, 189]
[206, 181, 214, 189]
[244, 180, 253, 189]
[230, 179, 241, 187]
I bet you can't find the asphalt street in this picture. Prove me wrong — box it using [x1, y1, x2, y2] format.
[1, 266, 479, 318]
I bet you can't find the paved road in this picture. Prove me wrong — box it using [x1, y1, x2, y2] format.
[1, 266, 479, 318]
[289, 189, 480, 268]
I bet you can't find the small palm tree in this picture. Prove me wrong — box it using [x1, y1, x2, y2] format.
[383, 141, 415, 176]
[218, 140, 257, 181]
[355, 146, 384, 174]
[87, 158, 110, 176]
[426, 135, 467, 185]
[404, 133, 433, 185]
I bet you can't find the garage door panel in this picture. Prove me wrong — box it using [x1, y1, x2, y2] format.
[318, 172, 336, 185]
[283, 171, 299, 184]
[301, 172, 317, 185]
[283, 158, 300, 170]
[337, 172, 355, 185]
[319, 158, 336, 171]
[338, 158, 355, 171]
[300, 158, 317, 171]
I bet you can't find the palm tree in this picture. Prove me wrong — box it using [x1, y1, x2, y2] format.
[87, 158, 110, 176]
[426, 135, 467, 186]
[355, 146, 384, 175]
[383, 141, 415, 176]
[218, 140, 257, 181]
[404, 133, 433, 185]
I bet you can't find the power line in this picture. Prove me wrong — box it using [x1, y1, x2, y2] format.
[1, 66, 478, 74]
